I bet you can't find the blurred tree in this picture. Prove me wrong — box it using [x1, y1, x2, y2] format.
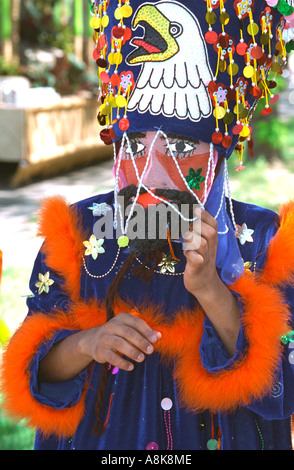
[15, 0, 96, 95]
[249, 72, 292, 162]
[0, 0, 21, 64]
[20, 0, 75, 55]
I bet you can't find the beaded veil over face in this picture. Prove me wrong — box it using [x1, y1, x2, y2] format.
[89, 0, 294, 170]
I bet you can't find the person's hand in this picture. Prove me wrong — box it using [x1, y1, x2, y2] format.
[183, 207, 219, 297]
[79, 312, 162, 372]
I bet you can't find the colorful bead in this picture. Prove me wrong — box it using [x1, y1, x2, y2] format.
[117, 235, 129, 247]
[207, 438, 218, 450]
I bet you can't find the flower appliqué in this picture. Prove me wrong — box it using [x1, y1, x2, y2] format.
[83, 235, 105, 260]
[35, 271, 54, 295]
[185, 168, 205, 191]
[233, 0, 254, 19]
[157, 252, 179, 274]
[235, 223, 254, 245]
[119, 70, 135, 92]
[213, 85, 228, 106]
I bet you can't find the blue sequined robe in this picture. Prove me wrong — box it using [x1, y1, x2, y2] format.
[3, 191, 294, 450]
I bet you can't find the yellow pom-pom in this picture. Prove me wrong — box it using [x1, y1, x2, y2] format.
[117, 235, 129, 247]
[0, 318, 11, 347]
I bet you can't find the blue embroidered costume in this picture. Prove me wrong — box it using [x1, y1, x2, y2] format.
[1, 0, 294, 451]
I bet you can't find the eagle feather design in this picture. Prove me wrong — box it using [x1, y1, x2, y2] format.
[126, 1, 213, 122]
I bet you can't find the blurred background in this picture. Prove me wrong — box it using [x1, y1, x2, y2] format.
[0, 0, 294, 451]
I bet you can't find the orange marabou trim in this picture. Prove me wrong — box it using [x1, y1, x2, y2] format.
[112, 274, 290, 413]
[1, 198, 294, 436]
[0, 275, 290, 437]
[0, 299, 105, 438]
[172, 274, 290, 413]
[37, 196, 89, 302]
[261, 200, 294, 287]
[36, 197, 294, 295]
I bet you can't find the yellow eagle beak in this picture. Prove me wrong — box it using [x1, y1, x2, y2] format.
[127, 4, 179, 64]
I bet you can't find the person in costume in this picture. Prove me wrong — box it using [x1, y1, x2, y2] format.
[2, 0, 294, 450]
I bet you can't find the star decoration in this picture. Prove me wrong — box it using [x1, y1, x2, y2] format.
[83, 234, 105, 260]
[235, 223, 254, 245]
[157, 252, 179, 274]
[35, 272, 54, 295]
[185, 168, 205, 191]
[87, 202, 112, 217]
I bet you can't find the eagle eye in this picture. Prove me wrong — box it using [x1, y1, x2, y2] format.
[169, 22, 183, 38]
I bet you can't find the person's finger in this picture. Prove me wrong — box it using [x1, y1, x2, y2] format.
[103, 348, 135, 372]
[115, 312, 161, 344]
[104, 323, 154, 357]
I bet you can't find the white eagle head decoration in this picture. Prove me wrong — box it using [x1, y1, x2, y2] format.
[126, 1, 213, 122]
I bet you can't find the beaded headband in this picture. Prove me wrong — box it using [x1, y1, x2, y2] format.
[88, 0, 294, 169]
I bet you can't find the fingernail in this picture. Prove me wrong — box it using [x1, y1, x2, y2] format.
[128, 363, 134, 371]
[146, 344, 154, 354]
[137, 353, 144, 361]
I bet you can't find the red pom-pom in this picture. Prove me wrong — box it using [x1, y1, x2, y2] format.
[112, 26, 124, 38]
[236, 42, 248, 55]
[249, 86, 262, 99]
[212, 131, 223, 144]
[251, 45, 263, 59]
[119, 118, 130, 131]
[100, 129, 115, 145]
[233, 123, 243, 135]
[222, 135, 232, 148]
[260, 107, 272, 116]
[235, 164, 246, 171]
[270, 94, 279, 104]
[100, 71, 110, 83]
[205, 30, 218, 44]
[111, 73, 120, 87]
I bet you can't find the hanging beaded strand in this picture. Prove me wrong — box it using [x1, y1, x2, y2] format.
[204, 0, 293, 170]
[89, 0, 134, 145]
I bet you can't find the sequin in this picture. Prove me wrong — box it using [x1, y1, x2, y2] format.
[185, 168, 205, 191]
[207, 438, 218, 450]
[280, 330, 294, 344]
[88, 202, 112, 216]
[157, 253, 178, 274]
[83, 235, 105, 260]
[243, 260, 253, 272]
[35, 272, 54, 295]
[146, 442, 159, 450]
[108, 364, 119, 374]
[235, 223, 254, 244]
[161, 397, 173, 410]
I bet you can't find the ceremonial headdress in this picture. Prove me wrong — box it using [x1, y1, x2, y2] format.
[89, 0, 294, 168]
[87, 0, 294, 286]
